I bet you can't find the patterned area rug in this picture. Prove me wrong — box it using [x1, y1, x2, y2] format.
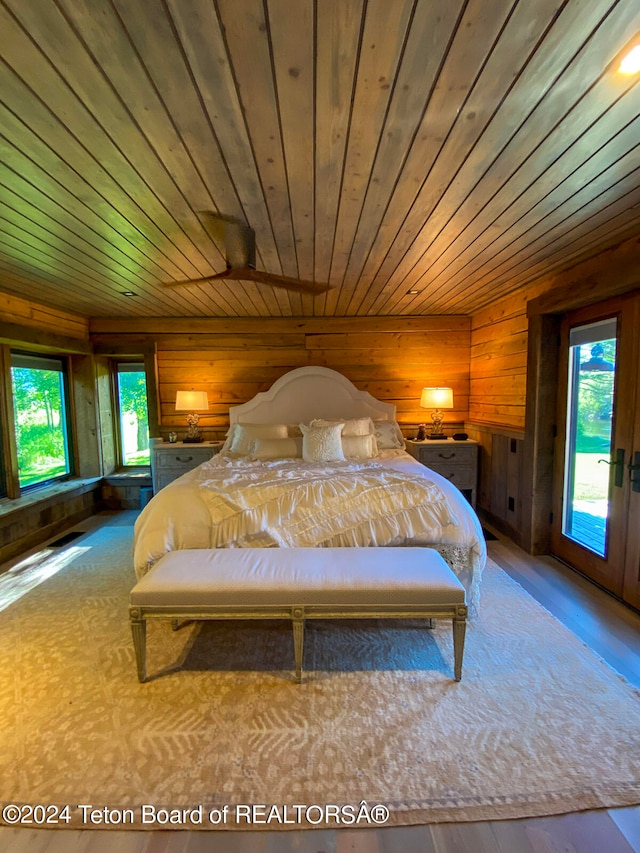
[1, 526, 639, 831]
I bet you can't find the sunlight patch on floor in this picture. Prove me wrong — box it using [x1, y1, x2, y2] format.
[0, 545, 91, 613]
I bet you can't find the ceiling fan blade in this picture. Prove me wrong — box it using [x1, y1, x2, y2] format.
[171, 212, 331, 294]
[163, 267, 331, 295]
[224, 267, 331, 295]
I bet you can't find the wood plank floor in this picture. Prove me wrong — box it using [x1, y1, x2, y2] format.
[1, 512, 639, 852]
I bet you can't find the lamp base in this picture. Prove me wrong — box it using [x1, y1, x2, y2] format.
[426, 433, 446, 440]
[182, 435, 204, 443]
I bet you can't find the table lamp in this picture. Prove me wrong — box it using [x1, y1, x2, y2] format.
[174, 390, 209, 443]
[420, 387, 453, 439]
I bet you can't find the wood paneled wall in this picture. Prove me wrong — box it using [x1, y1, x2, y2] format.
[469, 295, 531, 431]
[469, 234, 640, 433]
[0, 292, 89, 341]
[90, 316, 471, 437]
[468, 234, 640, 546]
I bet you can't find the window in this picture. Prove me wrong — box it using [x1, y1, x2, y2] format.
[0, 428, 6, 499]
[10, 353, 72, 490]
[116, 362, 150, 465]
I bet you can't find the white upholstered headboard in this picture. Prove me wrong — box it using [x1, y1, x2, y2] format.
[229, 366, 396, 425]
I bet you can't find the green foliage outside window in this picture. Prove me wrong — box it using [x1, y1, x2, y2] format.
[117, 365, 150, 465]
[11, 357, 71, 488]
[575, 339, 616, 453]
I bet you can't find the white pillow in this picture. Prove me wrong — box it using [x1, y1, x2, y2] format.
[310, 416, 373, 437]
[342, 434, 378, 459]
[252, 437, 302, 460]
[229, 423, 289, 456]
[300, 422, 345, 462]
[373, 419, 405, 449]
[221, 423, 238, 453]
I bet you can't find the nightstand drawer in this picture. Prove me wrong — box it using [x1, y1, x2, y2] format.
[151, 442, 222, 493]
[411, 444, 477, 467]
[405, 439, 478, 506]
[154, 449, 213, 469]
[427, 464, 476, 489]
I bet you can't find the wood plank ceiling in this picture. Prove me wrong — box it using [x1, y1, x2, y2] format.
[0, 0, 638, 319]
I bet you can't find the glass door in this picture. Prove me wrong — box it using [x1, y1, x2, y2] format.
[551, 298, 634, 597]
[561, 319, 617, 558]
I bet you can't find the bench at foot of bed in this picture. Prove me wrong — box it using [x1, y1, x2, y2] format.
[129, 547, 468, 683]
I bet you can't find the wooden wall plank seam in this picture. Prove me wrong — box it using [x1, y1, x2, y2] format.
[92, 315, 471, 436]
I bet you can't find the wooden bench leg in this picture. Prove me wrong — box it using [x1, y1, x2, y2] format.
[292, 607, 305, 683]
[452, 608, 467, 682]
[130, 609, 147, 683]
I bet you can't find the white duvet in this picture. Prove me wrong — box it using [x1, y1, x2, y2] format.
[134, 449, 486, 610]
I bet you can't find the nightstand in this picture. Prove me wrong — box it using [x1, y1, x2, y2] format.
[151, 442, 223, 493]
[405, 439, 478, 507]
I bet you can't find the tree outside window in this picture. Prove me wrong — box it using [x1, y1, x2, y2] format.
[116, 363, 150, 465]
[10, 353, 71, 489]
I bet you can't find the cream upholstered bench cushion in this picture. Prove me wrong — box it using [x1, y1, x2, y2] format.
[130, 547, 466, 607]
[129, 547, 467, 683]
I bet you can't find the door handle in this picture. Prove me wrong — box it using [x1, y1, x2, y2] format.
[598, 447, 625, 487]
[629, 451, 640, 493]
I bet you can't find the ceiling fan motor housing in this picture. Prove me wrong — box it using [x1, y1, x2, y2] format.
[224, 220, 255, 270]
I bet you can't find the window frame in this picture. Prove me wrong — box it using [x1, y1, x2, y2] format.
[112, 359, 151, 469]
[0, 340, 159, 496]
[0, 446, 7, 500]
[0, 401, 6, 499]
[9, 350, 75, 492]
[0, 344, 20, 499]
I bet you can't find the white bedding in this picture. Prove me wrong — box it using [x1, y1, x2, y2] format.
[133, 449, 487, 611]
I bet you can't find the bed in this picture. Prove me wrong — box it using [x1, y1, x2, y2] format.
[133, 366, 486, 611]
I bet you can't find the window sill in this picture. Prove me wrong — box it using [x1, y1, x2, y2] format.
[0, 477, 103, 519]
[103, 467, 151, 487]
[0, 471, 151, 523]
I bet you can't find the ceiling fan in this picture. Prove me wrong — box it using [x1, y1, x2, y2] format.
[164, 213, 331, 296]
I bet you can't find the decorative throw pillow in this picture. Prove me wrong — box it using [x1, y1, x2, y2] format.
[342, 434, 378, 459]
[373, 419, 405, 449]
[221, 423, 238, 454]
[252, 437, 302, 460]
[300, 422, 345, 462]
[310, 416, 374, 437]
[229, 423, 289, 456]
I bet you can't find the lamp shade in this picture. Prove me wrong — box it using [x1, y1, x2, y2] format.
[420, 387, 453, 409]
[175, 390, 209, 412]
